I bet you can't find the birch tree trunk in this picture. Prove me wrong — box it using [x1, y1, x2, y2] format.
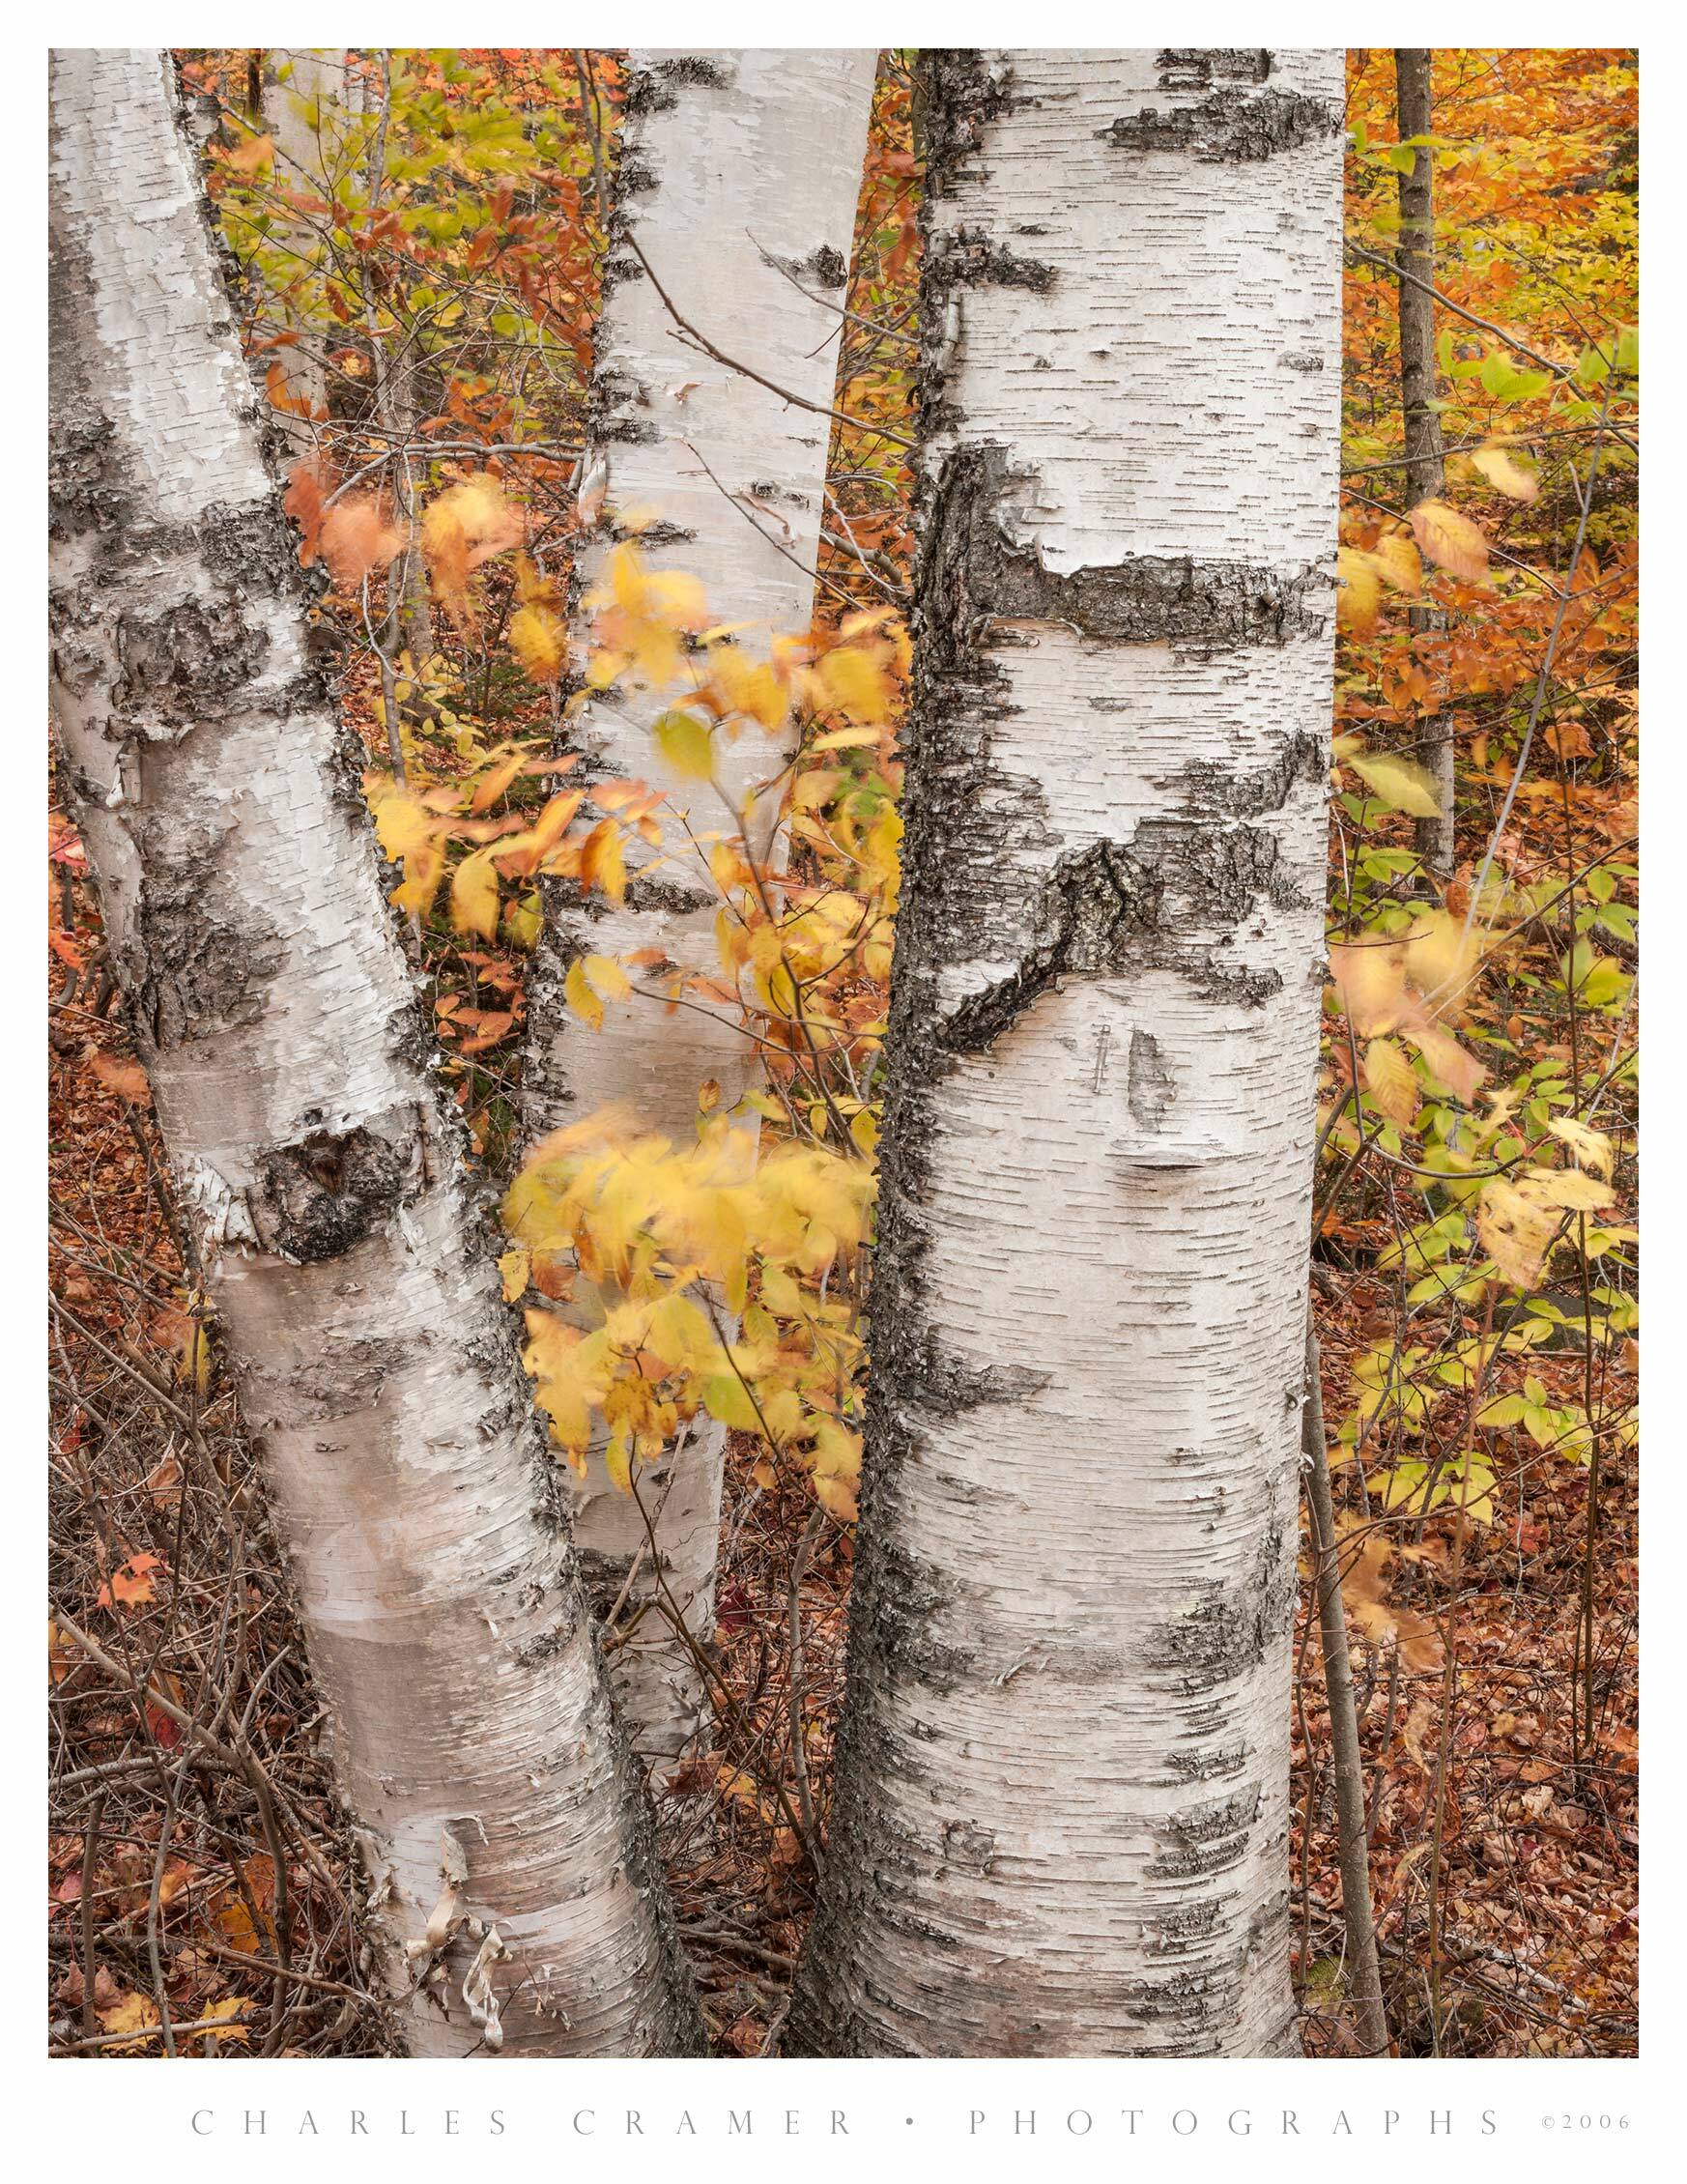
[523, 48, 876, 1762]
[48, 46, 700, 2059]
[258, 48, 340, 441]
[789, 47, 1344, 2058]
[1394, 47, 1456, 877]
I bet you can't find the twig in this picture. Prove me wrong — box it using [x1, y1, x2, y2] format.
[1301, 1314, 1390, 2055]
[620, 228, 914, 451]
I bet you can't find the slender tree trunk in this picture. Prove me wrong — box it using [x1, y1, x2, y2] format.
[49, 47, 700, 2059]
[352, 48, 435, 732]
[523, 48, 876, 1762]
[1302, 1318, 1389, 2055]
[789, 48, 1344, 2057]
[1394, 47, 1455, 877]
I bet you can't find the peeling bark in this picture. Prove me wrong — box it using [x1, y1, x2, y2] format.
[49, 47, 701, 2058]
[521, 49, 876, 1762]
[789, 47, 1343, 2058]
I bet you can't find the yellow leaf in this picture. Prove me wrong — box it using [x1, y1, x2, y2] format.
[97, 1994, 162, 2053]
[1547, 1117, 1615, 1179]
[1348, 749, 1443, 819]
[189, 2000, 253, 2044]
[653, 709, 716, 782]
[1329, 940, 1410, 1036]
[1403, 1020, 1489, 1106]
[450, 849, 500, 942]
[1336, 547, 1382, 635]
[469, 746, 529, 815]
[647, 1289, 716, 1373]
[1472, 443, 1539, 503]
[1370, 532, 1422, 594]
[1409, 498, 1489, 585]
[583, 953, 632, 1003]
[813, 1472, 858, 1523]
[1524, 1164, 1613, 1213]
[510, 604, 566, 683]
[1404, 909, 1481, 1003]
[817, 644, 890, 722]
[1478, 1180, 1558, 1290]
[702, 1373, 761, 1433]
[564, 957, 604, 1031]
[504, 889, 542, 950]
[581, 821, 627, 904]
[1362, 1037, 1419, 1128]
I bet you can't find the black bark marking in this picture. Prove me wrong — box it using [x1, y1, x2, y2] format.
[616, 151, 659, 199]
[930, 225, 1056, 295]
[1157, 49, 1273, 91]
[1163, 730, 1327, 820]
[621, 873, 716, 917]
[1148, 1895, 1224, 1956]
[48, 412, 129, 541]
[940, 1819, 997, 1873]
[255, 1124, 409, 1263]
[133, 856, 282, 1049]
[594, 414, 661, 446]
[1128, 1028, 1177, 1129]
[1168, 1738, 1250, 1783]
[1101, 84, 1344, 164]
[781, 240, 848, 289]
[909, 1332, 1051, 1413]
[615, 516, 696, 549]
[625, 54, 734, 117]
[919, 49, 1023, 200]
[1144, 1518, 1290, 1694]
[116, 595, 271, 727]
[945, 445, 1329, 649]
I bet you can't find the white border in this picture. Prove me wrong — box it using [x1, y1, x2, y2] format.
[17, 14, 1666, 2175]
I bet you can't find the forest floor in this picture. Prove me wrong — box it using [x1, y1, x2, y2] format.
[48, 842, 1637, 2055]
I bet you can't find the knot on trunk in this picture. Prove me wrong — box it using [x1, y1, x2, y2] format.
[257, 1125, 410, 1264]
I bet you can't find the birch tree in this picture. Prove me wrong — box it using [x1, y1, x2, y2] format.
[256, 48, 339, 439]
[1394, 46, 1456, 876]
[523, 47, 876, 1760]
[48, 46, 700, 2059]
[790, 47, 1345, 2057]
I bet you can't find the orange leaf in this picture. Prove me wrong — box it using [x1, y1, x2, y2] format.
[88, 1052, 151, 1106]
[98, 1551, 164, 1610]
[1408, 499, 1489, 586]
[318, 496, 408, 590]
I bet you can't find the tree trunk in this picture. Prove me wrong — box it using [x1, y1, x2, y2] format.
[789, 47, 1344, 2058]
[522, 48, 876, 1763]
[1302, 1318, 1389, 2055]
[1394, 47, 1456, 877]
[48, 46, 700, 2059]
[258, 48, 340, 442]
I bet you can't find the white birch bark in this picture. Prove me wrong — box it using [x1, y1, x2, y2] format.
[790, 48, 1344, 2057]
[49, 47, 699, 2058]
[258, 48, 342, 439]
[523, 48, 876, 1762]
